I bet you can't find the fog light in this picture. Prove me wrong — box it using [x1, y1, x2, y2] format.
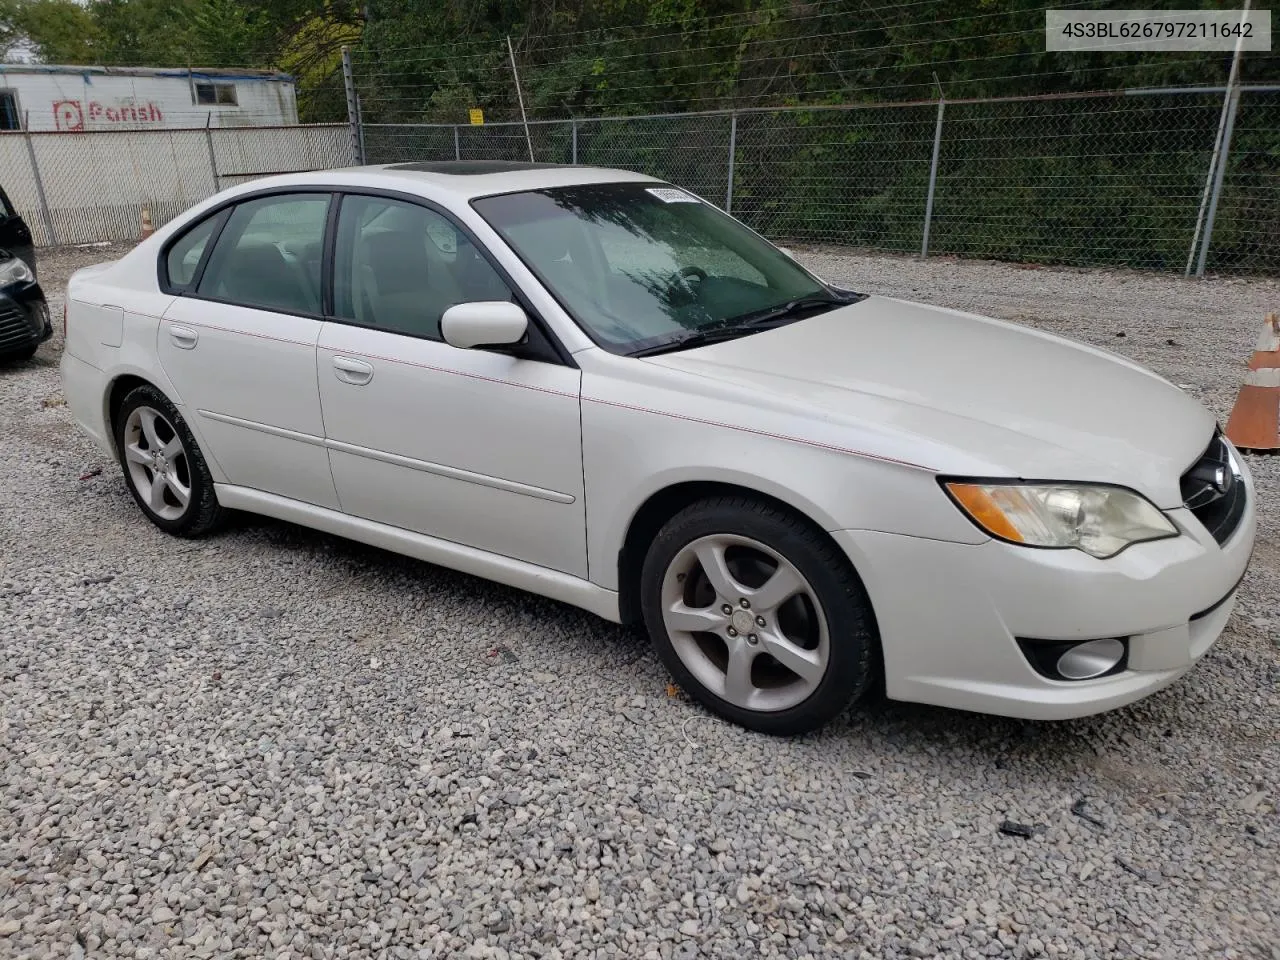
[1017, 636, 1129, 680]
[1055, 638, 1126, 680]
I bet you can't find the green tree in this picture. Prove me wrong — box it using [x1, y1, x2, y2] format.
[5, 0, 102, 63]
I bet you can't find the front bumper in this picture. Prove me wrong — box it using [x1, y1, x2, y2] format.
[0, 283, 50, 357]
[835, 470, 1256, 720]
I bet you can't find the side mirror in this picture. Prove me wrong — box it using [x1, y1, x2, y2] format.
[441, 301, 529, 350]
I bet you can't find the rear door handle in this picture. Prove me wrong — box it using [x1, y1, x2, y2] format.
[168, 324, 198, 349]
[332, 356, 374, 386]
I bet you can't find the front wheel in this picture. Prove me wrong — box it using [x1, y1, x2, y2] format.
[113, 384, 224, 537]
[640, 496, 879, 735]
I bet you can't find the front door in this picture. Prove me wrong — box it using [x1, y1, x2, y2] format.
[316, 193, 586, 576]
[158, 191, 339, 509]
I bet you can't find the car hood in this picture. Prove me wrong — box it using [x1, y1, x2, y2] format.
[643, 296, 1214, 507]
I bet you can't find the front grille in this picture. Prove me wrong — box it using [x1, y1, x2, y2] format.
[1180, 430, 1247, 546]
[0, 302, 37, 351]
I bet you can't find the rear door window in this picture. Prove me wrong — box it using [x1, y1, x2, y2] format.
[196, 193, 330, 315]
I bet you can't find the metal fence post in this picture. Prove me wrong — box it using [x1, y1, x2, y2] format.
[341, 46, 364, 164]
[22, 114, 57, 247]
[571, 120, 578, 164]
[204, 114, 218, 190]
[725, 112, 738, 214]
[506, 35, 536, 162]
[1195, 87, 1241, 277]
[355, 96, 367, 165]
[454, 125, 461, 160]
[1186, 0, 1252, 276]
[921, 96, 946, 259]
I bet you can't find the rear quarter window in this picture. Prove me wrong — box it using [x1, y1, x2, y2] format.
[165, 215, 221, 290]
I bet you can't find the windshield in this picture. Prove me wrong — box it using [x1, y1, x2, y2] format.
[472, 182, 836, 354]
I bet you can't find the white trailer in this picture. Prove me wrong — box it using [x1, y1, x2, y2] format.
[0, 65, 298, 132]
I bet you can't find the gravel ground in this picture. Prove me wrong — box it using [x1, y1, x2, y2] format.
[2, 243, 1278, 960]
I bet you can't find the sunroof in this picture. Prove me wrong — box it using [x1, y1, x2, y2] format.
[387, 160, 570, 175]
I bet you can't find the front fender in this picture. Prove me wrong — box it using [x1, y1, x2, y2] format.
[582, 392, 985, 591]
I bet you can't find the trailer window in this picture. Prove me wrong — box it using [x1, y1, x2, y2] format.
[194, 82, 238, 107]
[0, 90, 20, 131]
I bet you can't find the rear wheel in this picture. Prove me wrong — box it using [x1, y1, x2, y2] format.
[113, 384, 223, 537]
[640, 496, 879, 735]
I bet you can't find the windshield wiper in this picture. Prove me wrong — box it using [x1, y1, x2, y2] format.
[726, 292, 856, 328]
[628, 323, 780, 358]
[629, 291, 861, 359]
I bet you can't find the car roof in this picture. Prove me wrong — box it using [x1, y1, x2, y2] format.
[236, 162, 662, 202]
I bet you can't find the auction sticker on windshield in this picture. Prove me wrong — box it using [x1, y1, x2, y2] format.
[646, 187, 701, 203]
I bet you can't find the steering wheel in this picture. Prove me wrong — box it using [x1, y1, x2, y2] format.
[679, 265, 708, 283]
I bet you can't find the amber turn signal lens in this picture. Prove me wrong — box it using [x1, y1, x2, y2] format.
[945, 483, 1026, 543]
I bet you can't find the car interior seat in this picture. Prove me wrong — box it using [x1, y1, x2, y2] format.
[360, 230, 448, 338]
[208, 242, 318, 315]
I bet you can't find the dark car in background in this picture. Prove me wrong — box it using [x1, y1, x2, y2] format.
[0, 184, 36, 278]
[0, 254, 50, 364]
[0, 183, 49, 364]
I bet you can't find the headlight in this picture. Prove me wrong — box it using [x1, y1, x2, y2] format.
[0, 256, 35, 286]
[943, 481, 1178, 559]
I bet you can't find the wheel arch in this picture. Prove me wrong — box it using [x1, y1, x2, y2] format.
[615, 479, 860, 627]
[105, 372, 183, 450]
[104, 371, 196, 459]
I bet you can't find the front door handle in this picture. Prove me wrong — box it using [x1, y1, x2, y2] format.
[332, 356, 374, 386]
[168, 324, 198, 350]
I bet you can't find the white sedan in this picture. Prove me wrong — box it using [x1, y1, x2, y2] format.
[59, 162, 1255, 734]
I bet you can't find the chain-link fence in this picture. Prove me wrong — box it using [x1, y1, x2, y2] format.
[358, 86, 1280, 275]
[1, 124, 355, 247]
[6, 86, 1276, 274]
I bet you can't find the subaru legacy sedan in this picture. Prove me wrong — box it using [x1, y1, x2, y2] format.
[59, 162, 1254, 734]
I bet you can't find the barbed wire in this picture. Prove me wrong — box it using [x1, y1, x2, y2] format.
[10, 3, 1275, 129]
[516, 3, 1069, 57]
[348, 5, 1276, 126]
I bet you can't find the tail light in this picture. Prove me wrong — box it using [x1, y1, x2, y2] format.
[62, 302, 68, 339]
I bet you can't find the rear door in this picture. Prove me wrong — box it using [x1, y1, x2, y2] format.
[0, 186, 35, 276]
[158, 191, 340, 509]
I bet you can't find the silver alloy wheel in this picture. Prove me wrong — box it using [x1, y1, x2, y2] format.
[660, 534, 830, 713]
[122, 406, 192, 521]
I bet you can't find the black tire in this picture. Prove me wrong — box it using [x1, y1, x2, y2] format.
[640, 495, 879, 736]
[0, 345, 38, 366]
[113, 384, 224, 538]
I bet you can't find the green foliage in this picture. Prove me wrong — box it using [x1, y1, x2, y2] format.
[348, 0, 1279, 124]
[182, 0, 265, 68]
[6, 0, 102, 63]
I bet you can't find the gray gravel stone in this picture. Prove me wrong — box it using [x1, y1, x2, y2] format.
[0, 243, 1277, 958]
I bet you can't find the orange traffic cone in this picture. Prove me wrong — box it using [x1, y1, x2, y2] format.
[140, 207, 155, 240]
[1225, 312, 1280, 453]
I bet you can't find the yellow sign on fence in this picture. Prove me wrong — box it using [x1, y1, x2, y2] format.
[469, 108, 484, 125]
